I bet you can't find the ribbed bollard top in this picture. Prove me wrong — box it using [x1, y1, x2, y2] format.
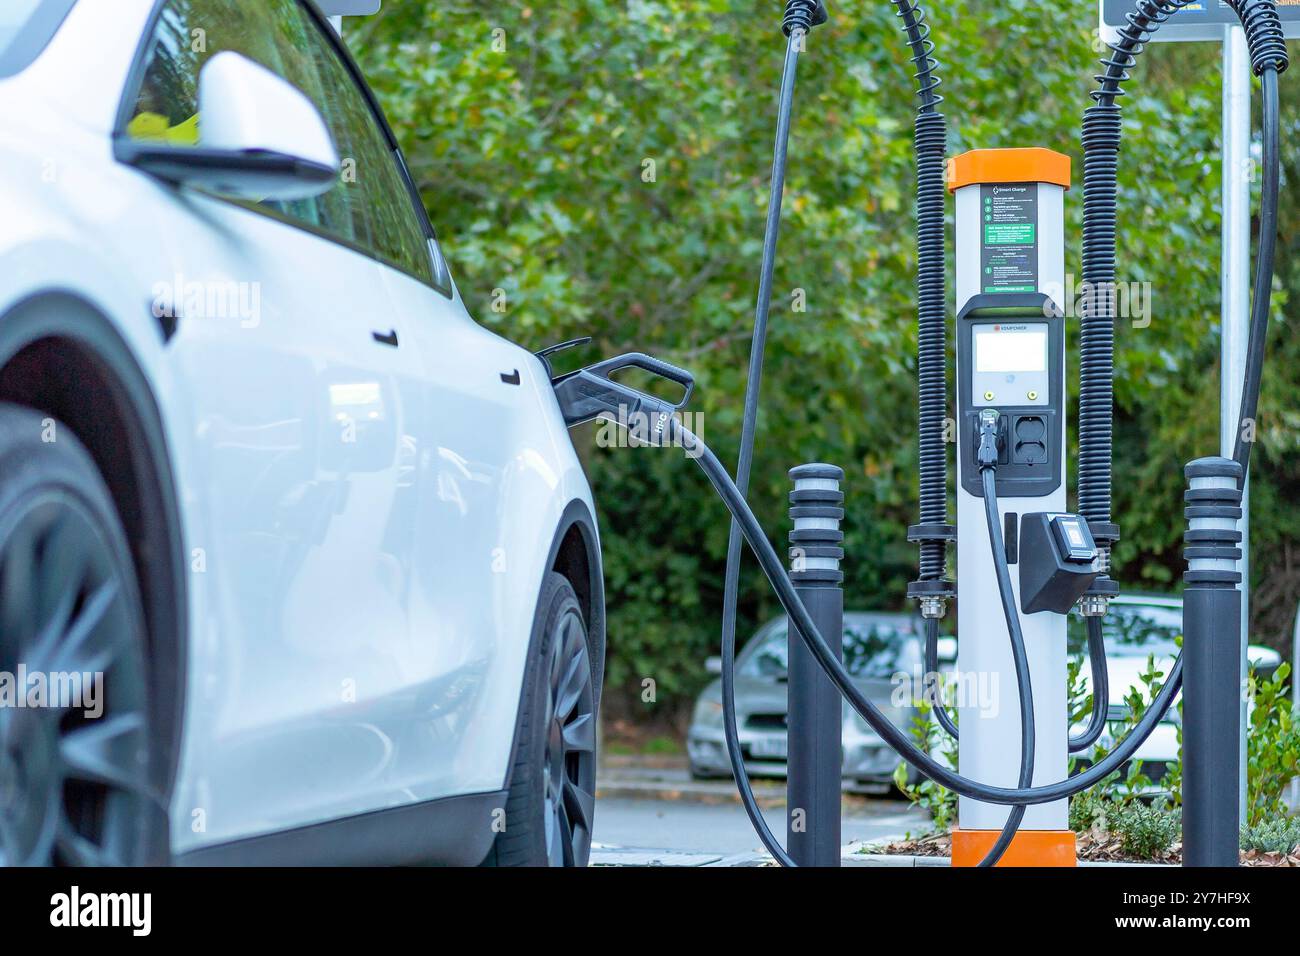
[1183, 457, 1243, 586]
[789, 463, 844, 585]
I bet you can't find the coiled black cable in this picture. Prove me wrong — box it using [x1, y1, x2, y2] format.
[1083, 0, 1287, 535]
[1077, 103, 1121, 533]
[1069, 617, 1111, 753]
[893, 0, 942, 110]
[895, 0, 950, 588]
[1094, 0, 1191, 106]
[913, 108, 949, 585]
[782, 0, 826, 36]
[1231, 0, 1289, 76]
[1078, 1, 1192, 578]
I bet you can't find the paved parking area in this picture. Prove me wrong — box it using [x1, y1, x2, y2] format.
[592, 761, 928, 865]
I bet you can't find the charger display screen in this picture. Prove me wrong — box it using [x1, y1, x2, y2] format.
[974, 325, 1048, 374]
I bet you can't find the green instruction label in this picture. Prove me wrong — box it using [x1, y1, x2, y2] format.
[980, 184, 1039, 295]
[985, 222, 1036, 245]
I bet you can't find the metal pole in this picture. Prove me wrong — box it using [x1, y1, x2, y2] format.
[1182, 457, 1243, 867]
[1220, 23, 1251, 823]
[787, 463, 844, 867]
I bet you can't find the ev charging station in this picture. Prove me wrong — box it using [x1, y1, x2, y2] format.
[550, 0, 1291, 869]
[950, 150, 1079, 862]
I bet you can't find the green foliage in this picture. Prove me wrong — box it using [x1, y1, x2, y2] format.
[1069, 653, 1169, 804]
[1112, 803, 1181, 860]
[1068, 657, 1299, 828]
[1069, 787, 1181, 861]
[1246, 662, 1299, 825]
[1240, 816, 1300, 854]
[1068, 785, 1109, 834]
[1067, 654, 1174, 851]
[352, 1, 1300, 718]
[892, 699, 956, 833]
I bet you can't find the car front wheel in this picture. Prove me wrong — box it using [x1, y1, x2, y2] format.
[484, 572, 597, 867]
[0, 403, 166, 866]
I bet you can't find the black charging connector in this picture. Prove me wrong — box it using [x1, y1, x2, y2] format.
[550, 352, 694, 434]
[976, 409, 1003, 470]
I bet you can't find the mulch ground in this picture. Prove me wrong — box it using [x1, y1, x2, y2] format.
[875, 829, 1299, 866]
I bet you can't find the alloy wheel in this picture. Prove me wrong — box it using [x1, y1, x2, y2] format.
[0, 493, 158, 866]
[541, 609, 596, 867]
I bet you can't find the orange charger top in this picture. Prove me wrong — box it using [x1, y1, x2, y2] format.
[947, 148, 1071, 192]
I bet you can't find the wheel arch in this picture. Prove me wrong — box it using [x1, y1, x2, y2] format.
[547, 498, 605, 708]
[0, 290, 187, 796]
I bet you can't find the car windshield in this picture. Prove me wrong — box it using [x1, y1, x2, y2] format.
[0, 0, 69, 77]
[1067, 603, 1183, 658]
[740, 617, 923, 680]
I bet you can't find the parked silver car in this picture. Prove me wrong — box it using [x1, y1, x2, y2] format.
[689, 595, 1285, 792]
[1068, 593, 1282, 787]
[686, 612, 951, 786]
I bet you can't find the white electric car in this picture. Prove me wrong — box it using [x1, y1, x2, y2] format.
[0, 0, 604, 866]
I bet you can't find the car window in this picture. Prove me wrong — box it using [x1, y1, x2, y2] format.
[1067, 604, 1183, 658]
[739, 618, 922, 680]
[122, 0, 437, 287]
[843, 621, 922, 678]
[740, 626, 789, 680]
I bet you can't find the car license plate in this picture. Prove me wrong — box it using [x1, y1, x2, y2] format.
[750, 738, 787, 758]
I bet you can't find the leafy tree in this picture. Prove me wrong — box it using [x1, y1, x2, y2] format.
[352, 1, 1300, 720]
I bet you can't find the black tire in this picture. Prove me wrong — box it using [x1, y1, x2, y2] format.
[483, 572, 597, 867]
[0, 403, 167, 865]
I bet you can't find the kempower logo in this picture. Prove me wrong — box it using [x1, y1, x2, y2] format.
[991, 324, 1029, 333]
[50, 887, 151, 936]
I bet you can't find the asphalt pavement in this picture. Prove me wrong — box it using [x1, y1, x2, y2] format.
[592, 759, 928, 865]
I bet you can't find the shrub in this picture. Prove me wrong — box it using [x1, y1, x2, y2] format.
[1246, 663, 1299, 826]
[1068, 786, 1111, 834]
[1240, 816, 1300, 855]
[1111, 803, 1181, 860]
[892, 698, 956, 834]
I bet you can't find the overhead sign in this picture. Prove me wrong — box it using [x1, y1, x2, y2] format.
[1100, 0, 1300, 44]
[316, 1, 381, 15]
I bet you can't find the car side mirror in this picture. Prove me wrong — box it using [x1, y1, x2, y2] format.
[119, 52, 339, 201]
[705, 656, 723, 676]
[196, 52, 339, 199]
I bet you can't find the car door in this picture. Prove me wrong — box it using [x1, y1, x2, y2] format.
[118, 0, 437, 848]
